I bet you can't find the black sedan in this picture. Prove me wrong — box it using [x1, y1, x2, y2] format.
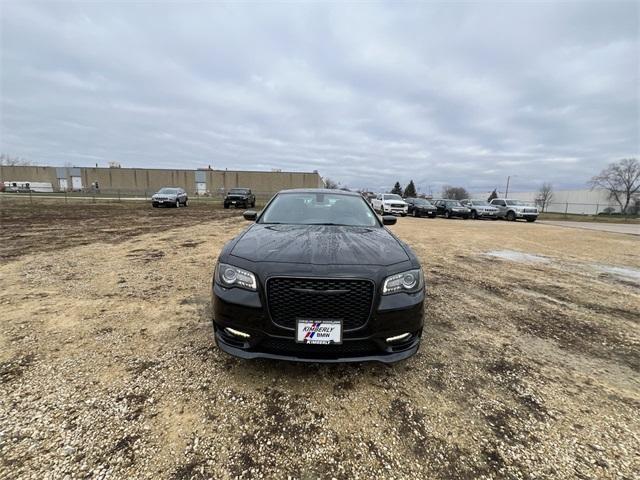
[211, 189, 425, 363]
[405, 197, 437, 218]
[433, 199, 471, 219]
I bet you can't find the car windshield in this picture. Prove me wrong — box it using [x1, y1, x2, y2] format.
[383, 194, 402, 201]
[472, 200, 489, 206]
[505, 200, 527, 206]
[413, 198, 432, 206]
[158, 188, 178, 194]
[259, 192, 379, 227]
[447, 200, 462, 206]
[230, 189, 249, 194]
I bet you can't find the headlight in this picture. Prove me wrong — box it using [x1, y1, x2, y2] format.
[216, 263, 257, 291]
[382, 269, 423, 295]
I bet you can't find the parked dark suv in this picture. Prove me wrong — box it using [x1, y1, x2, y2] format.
[212, 189, 425, 363]
[405, 198, 437, 218]
[224, 188, 256, 209]
[433, 199, 471, 219]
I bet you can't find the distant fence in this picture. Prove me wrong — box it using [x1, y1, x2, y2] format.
[539, 201, 639, 216]
[0, 189, 278, 206]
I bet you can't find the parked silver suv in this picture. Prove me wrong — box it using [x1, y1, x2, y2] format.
[152, 187, 188, 208]
[489, 198, 538, 222]
[460, 199, 499, 220]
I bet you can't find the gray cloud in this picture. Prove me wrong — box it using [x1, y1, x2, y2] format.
[1, 1, 638, 193]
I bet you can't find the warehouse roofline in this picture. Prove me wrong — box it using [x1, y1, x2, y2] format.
[1, 164, 321, 175]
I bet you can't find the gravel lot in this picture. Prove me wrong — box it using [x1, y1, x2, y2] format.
[1, 201, 639, 479]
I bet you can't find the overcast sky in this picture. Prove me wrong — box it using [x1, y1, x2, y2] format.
[1, 1, 638, 193]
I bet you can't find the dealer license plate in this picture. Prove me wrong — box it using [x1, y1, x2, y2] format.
[296, 320, 342, 345]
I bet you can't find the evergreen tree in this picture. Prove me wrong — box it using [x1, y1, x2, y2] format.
[404, 180, 417, 198]
[390, 182, 403, 196]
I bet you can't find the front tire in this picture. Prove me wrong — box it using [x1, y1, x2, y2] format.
[401, 213, 407, 217]
[412, 209, 420, 218]
[445, 210, 451, 219]
[471, 210, 478, 220]
[224, 203, 229, 209]
[507, 211, 516, 221]
[175, 200, 180, 208]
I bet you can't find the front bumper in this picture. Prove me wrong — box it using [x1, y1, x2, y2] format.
[416, 208, 436, 216]
[224, 198, 249, 206]
[382, 205, 408, 215]
[212, 281, 424, 363]
[515, 211, 539, 218]
[449, 210, 470, 217]
[478, 210, 498, 217]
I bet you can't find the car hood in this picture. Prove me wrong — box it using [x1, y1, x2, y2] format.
[230, 224, 409, 266]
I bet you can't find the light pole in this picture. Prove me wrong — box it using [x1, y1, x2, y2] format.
[505, 175, 517, 198]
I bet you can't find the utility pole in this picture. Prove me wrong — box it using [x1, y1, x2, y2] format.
[505, 176, 511, 198]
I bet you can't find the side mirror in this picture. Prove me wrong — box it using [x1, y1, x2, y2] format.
[243, 210, 258, 221]
[382, 215, 397, 225]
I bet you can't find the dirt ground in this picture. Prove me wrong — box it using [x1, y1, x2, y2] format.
[1, 201, 638, 480]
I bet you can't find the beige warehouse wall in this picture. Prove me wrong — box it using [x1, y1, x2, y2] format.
[0, 165, 322, 195]
[0, 165, 58, 185]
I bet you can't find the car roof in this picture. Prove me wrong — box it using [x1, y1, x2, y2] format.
[278, 188, 361, 197]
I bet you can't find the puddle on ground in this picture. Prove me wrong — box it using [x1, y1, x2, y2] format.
[591, 265, 640, 285]
[484, 250, 550, 264]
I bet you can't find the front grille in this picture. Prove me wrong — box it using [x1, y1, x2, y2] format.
[390, 203, 404, 208]
[267, 277, 374, 331]
[259, 338, 379, 358]
[524, 208, 537, 213]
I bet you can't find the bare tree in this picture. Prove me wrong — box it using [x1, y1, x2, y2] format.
[487, 189, 498, 202]
[589, 158, 640, 213]
[535, 183, 554, 212]
[0, 153, 33, 166]
[442, 185, 469, 200]
[323, 177, 339, 189]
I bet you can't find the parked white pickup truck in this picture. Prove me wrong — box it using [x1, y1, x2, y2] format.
[372, 193, 408, 216]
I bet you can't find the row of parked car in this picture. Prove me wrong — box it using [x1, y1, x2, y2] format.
[150, 186, 538, 222]
[150, 187, 257, 208]
[370, 193, 539, 222]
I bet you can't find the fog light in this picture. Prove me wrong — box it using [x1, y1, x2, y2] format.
[224, 327, 250, 339]
[386, 333, 411, 343]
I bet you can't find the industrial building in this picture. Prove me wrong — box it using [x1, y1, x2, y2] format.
[0, 165, 324, 198]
